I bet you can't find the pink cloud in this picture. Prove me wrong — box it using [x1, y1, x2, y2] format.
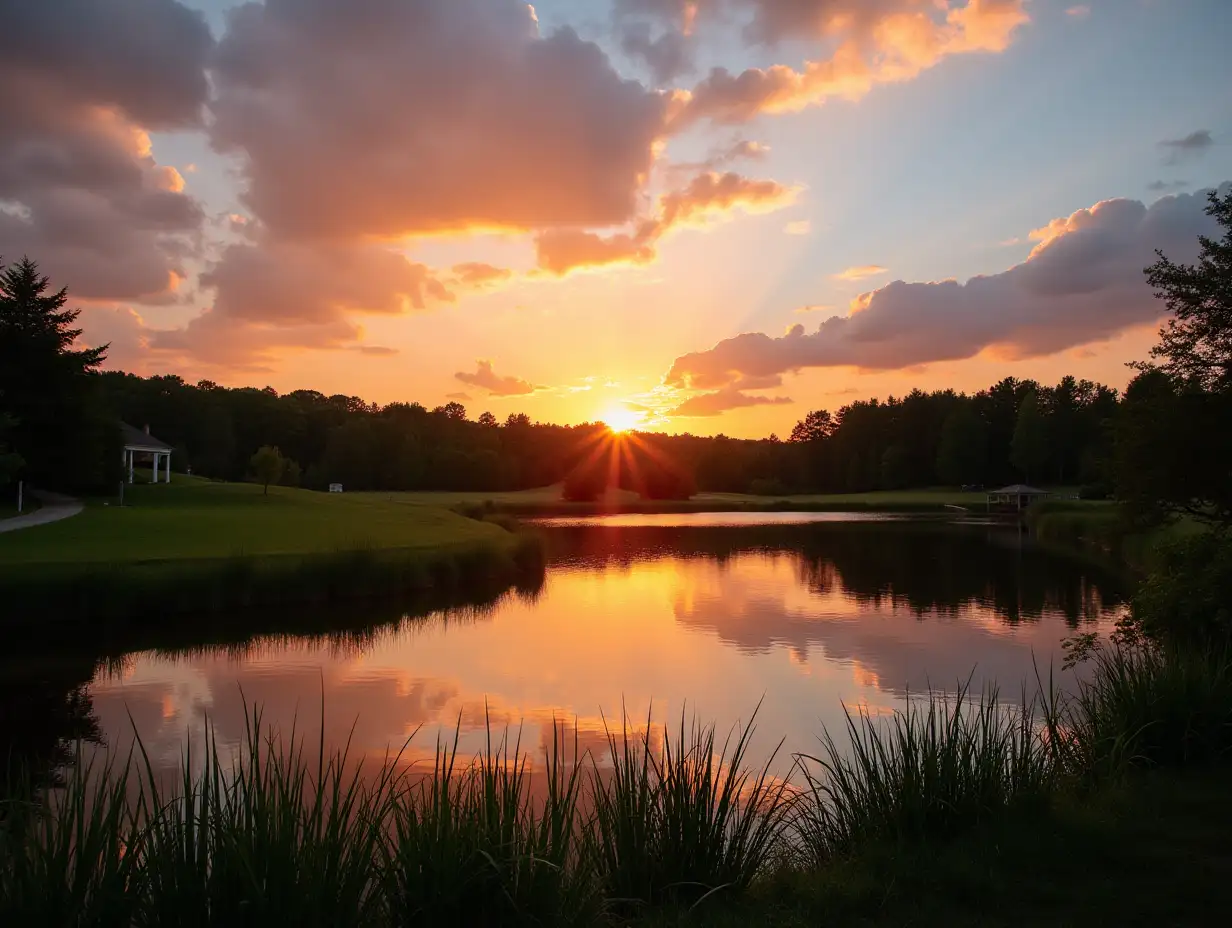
[666, 184, 1230, 393]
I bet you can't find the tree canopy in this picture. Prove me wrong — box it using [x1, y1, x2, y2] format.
[0, 258, 117, 491]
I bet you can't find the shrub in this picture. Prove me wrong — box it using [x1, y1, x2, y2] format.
[1132, 532, 1232, 648]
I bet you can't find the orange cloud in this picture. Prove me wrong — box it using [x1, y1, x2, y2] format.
[451, 262, 514, 289]
[536, 171, 797, 275]
[674, 1, 1029, 125]
[833, 264, 889, 281]
[211, 0, 674, 241]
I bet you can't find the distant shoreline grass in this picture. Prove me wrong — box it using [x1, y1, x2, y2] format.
[3, 647, 1229, 926]
[1026, 500, 1203, 573]
[372, 486, 1013, 518]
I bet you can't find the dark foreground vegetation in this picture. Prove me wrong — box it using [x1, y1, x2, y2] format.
[1, 637, 1229, 926]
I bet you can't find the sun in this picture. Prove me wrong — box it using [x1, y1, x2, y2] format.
[600, 404, 643, 433]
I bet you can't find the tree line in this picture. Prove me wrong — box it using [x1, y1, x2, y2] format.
[1, 188, 1229, 514]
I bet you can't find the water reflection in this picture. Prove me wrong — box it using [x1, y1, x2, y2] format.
[67, 521, 1125, 785]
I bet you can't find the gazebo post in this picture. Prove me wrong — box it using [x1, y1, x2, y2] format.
[165, 452, 171, 484]
[128, 449, 134, 484]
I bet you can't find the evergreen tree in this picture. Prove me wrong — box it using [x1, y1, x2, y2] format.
[0, 258, 117, 490]
[936, 405, 988, 486]
[1010, 391, 1049, 484]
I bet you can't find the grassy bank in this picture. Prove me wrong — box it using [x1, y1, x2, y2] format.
[372, 486, 1008, 517]
[0, 477, 544, 626]
[1026, 500, 1202, 572]
[4, 648, 1229, 925]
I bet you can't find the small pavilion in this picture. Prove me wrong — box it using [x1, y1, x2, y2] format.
[987, 484, 1051, 512]
[121, 422, 173, 484]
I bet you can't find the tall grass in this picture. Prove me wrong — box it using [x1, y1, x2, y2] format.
[590, 706, 790, 911]
[793, 684, 1055, 864]
[1044, 645, 1232, 779]
[3, 648, 1226, 924]
[0, 705, 789, 925]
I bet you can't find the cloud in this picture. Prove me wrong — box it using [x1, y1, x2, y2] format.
[672, 0, 1029, 126]
[145, 241, 460, 367]
[201, 242, 456, 326]
[455, 360, 544, 397]
[833, 264, 888, 281]
[796, 303, 834, 313]
[1065, 5, 1090, 17]
[620, 22, 694, 84]
[1148, 180, 1189, 193]
[536, 170, 797, 274]
[784, 220, 812, 235]
[535, 226, 659, 275]
[451, 262, 514, 289]
[666, 184, 1230, 390]
[0, 0, 211, 300]
[353, 345, 399, 357]
[445, 392, 473, 401]
[669, 384, 794, 417]
[210, 0, 673, 241]
[1160, 129, 1213, 164]
[666, 139, 771, 181]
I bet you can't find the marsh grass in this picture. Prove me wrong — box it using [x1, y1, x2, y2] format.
[792, 683, 1055, 864]
[1044, 645, 1232, 779]
[2, 650, 1225, 925]
[591, 706, 790, 911]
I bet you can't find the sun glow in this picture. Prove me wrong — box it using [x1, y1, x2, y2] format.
[600, 404, 643, 433]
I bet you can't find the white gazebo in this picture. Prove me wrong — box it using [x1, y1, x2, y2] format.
[987, 484, 1051, 512]
[121, 422, 173, 484]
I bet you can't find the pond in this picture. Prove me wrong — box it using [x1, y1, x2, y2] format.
[53, 515, 1126, 782]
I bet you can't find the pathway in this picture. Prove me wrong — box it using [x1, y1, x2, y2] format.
[0, 491, 83, 534]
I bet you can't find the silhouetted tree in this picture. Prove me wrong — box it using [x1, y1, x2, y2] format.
[1010, 391, 1049, 483]
[0, 258, 117, 490]
[936, 405, 988, 486]
[1142, 189, 1232, 391]
[250, 445, 286, 495]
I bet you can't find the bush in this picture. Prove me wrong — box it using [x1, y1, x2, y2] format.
[748, 477, 788, 497]
[1133, 533, 1232, 648]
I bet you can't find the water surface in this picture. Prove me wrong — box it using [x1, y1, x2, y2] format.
[73, 517, 1125, 779]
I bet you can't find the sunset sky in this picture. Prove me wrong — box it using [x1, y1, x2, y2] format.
[4, 0, 1229, 437]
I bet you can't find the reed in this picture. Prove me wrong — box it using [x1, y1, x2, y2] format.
[793, 684, 1056, 864]
[1044, 645, 1232, 779]
[2, 648, 1226, 924]
[589, 706, 790, 911]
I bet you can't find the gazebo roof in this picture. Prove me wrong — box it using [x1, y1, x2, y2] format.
[990, 484, 1049, 495]
[120, 421, 173, 453]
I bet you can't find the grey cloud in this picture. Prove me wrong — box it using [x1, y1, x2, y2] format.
[667, 184, 1230, 391]
[620, 22, 694, 84]
[0, 0, 210, 300]
[1160, 129, 1213, 164]
[1148, 180, 1189, 193]
[670, 384, 793, 416]
[455, 360, 544, 397]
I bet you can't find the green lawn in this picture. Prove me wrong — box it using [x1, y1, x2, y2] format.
[639, 770, 1232, 927]
[0, 476, 508, 565]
